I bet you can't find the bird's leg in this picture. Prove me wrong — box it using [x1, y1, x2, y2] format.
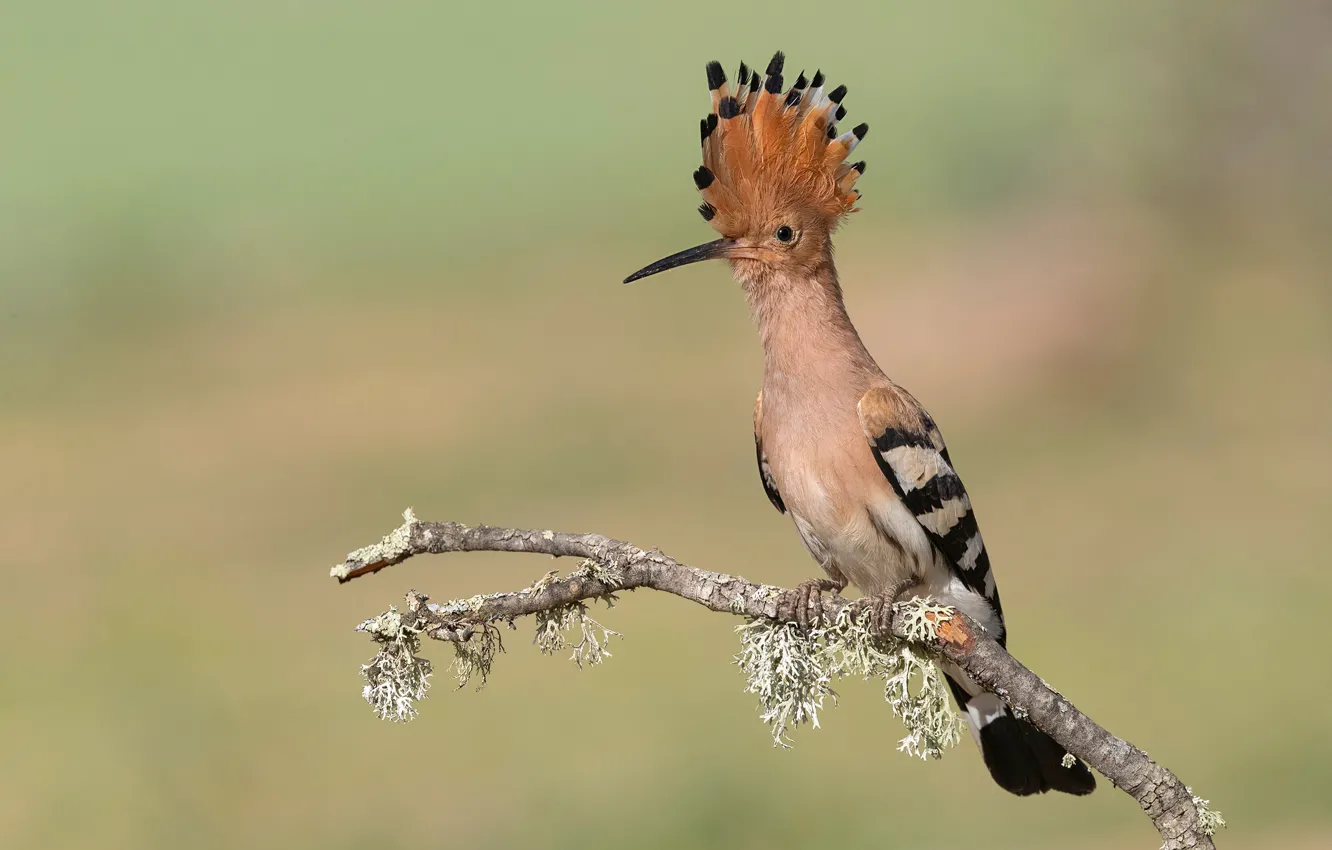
[790, 575, 848, 630]
[868, 576, 918, 638]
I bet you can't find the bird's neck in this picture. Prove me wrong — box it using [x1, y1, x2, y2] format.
[743, 258, 880, 396]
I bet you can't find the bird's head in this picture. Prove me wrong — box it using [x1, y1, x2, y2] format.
[624, 51, 867, 289]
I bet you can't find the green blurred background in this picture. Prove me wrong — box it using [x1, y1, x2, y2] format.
[3, 1, 1329, 848]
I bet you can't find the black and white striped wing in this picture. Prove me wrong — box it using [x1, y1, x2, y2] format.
[756, 437, 786, 513]
[754, 391, 785, 514]
[858, 386, 1001, 621]
[859, 389, 1097, 797]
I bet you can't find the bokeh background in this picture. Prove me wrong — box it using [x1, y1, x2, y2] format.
[4, 2, 1329, 848]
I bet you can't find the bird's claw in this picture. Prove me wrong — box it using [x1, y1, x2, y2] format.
[788, 578, 845, 631]
[866, 579, 916, 637]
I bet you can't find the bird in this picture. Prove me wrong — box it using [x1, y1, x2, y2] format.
[623, 51, 1095, 797]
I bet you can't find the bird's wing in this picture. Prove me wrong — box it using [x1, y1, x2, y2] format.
[754, 392, 785, 514]
[857, 384, 1001, 619]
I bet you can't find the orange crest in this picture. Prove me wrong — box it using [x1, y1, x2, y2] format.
[694, 51, 867, 237]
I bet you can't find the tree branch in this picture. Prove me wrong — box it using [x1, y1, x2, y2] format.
[332, 510, 1222, 849]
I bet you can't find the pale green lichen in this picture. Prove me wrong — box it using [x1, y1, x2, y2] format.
[355, 562, 629, 718]
[569, 558, 626, 590]
[819, 605, 894, 678]
[895, 597, 954, 642]
[1189, 789, 1227, 836]
[534, 602, 621, 668]
[526, 569, 560, 595]
[882, 642, 963, 759]
[357, 606, 432, 721]
[451, 622, 502, 690]
[735, 619, 832, 747]
[333, 508, 420, 580]
[735, 599, 963, 756]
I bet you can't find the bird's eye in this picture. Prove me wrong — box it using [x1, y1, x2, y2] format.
[775, 225, 795, 243]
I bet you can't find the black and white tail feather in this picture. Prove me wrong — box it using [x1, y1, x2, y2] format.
[859, 384, 1096, 796]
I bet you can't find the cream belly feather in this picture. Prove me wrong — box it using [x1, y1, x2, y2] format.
[775, 448, 1004, 641]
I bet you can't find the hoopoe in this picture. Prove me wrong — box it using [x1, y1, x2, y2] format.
[624, 52, 1095, 797]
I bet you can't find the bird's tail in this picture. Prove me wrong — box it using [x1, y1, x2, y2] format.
[946, 675, 1096, 796]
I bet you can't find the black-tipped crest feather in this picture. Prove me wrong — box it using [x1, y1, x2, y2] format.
[700, 113, 718, 142]
[705, 61, 726, 91]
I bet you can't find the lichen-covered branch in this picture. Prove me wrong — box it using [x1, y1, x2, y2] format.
[333, 510, 1222, 849]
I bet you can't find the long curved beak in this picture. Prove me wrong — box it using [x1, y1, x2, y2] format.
[623, 238, 743, 284]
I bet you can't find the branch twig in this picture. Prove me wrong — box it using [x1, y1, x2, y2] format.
[332, 510, 1221, 849]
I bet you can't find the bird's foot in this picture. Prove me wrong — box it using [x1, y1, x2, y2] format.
[866, 578, 917, 638]
[787, 577, 846, 631]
